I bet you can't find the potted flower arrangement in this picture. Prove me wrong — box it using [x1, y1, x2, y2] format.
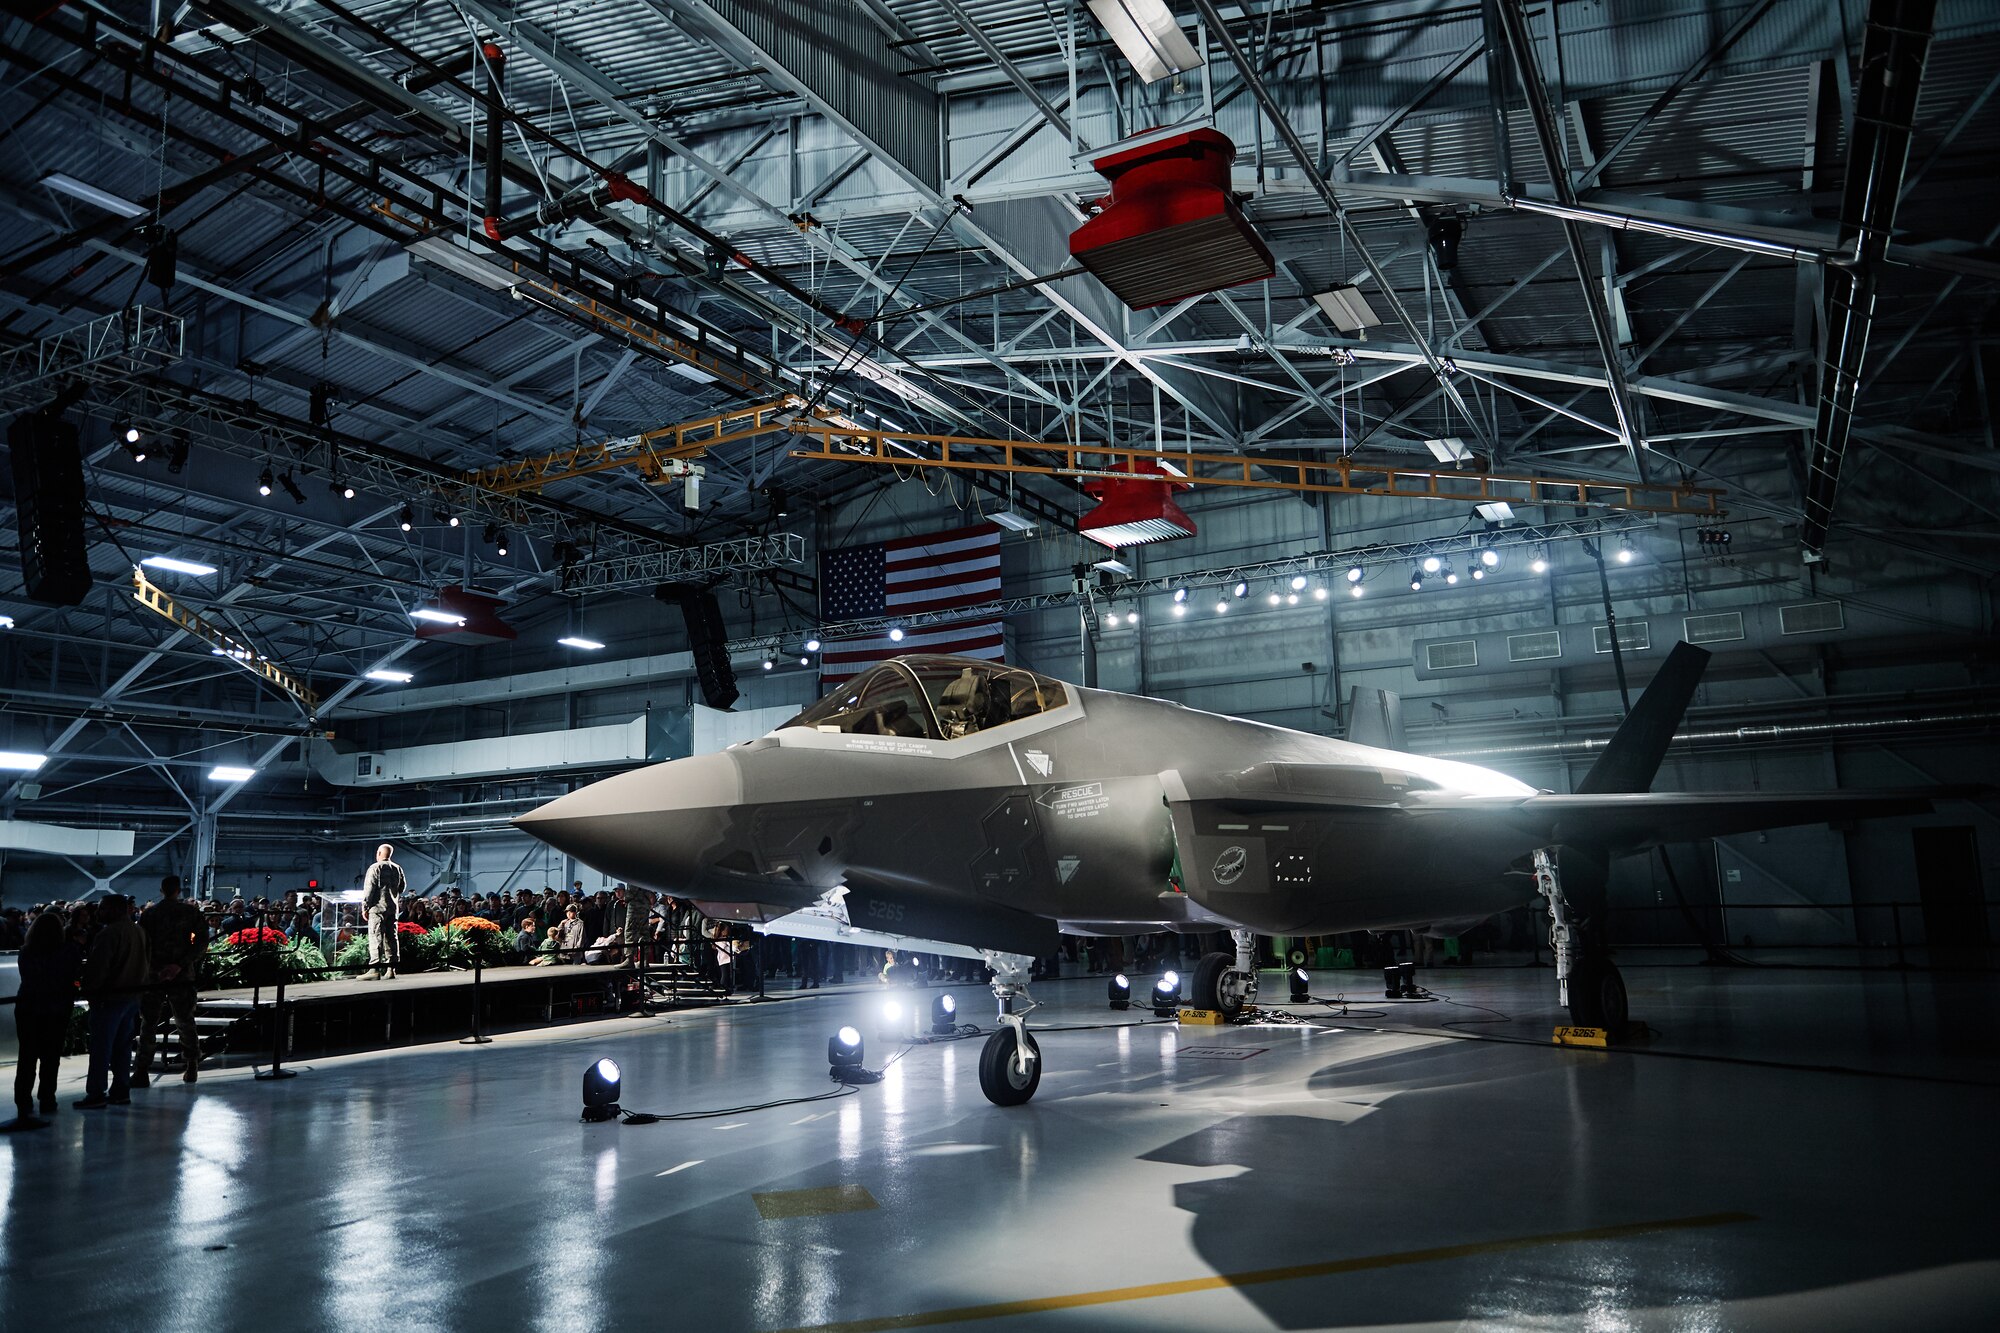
[205, 924, 329, 988]
[428, 916, 514, 969]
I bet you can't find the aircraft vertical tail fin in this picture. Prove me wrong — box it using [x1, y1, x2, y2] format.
[1576, 641, 1711, 794]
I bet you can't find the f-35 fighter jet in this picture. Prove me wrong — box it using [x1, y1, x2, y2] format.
[518, 643, 1936, 1104]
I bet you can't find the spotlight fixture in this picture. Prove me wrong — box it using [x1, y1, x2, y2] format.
[828, 1026, 866, 1077]
[1350, 583, 1364, 598]
[1108, 973, 1131, 1010]
[1172, 603, 1187, 617]
[399, 505, 415, 532]
[799, 656, 811, 667]
[1471, 566, 1485, 581]
[1445, 567, 1459, 586]
[1696, 527, 1735, 556]
[1233, 581, 1248, 599]
[1214, 600, 1229, 614]
[1290, 574, 1307, 591]
[804, 638, 821, 652]
[258, 467, 273, 497]
[1286, 593, 1299, 605]
[1289, 966, 1311, 1002]
[1105, 612, 1121, 628]
[1266, 592, 1280, 607]
[1616, 537, 1636, 564]
[278, 472, 307, 505]
[1172, 587, 1188, 604]
[1346, 565, 1364, 583]
[496, 532, 510, 556]
[888, 627, 904, 642]
[581, 1057, 621, 1122]
[1152, 971, 1180, 1017]
[1314, 586, 1329, 601]
[762, 656, 775, 671]
[1530, 546, 1551, 575]
[1480, 547, 1501, 568]
[122, 434, 146, 464]
[930, 993, 957, 1035]
[1410, 569, 1424, 591]
[1421, 555, 1442, 575]
[445, 513, 461, 528]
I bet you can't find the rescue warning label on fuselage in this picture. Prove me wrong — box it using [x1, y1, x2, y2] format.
[1036, 781, 1108, 820]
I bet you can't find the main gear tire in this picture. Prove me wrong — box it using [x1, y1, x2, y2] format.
[1567, 956, 1629, 1032]
[978, 1029, 1041, 1106]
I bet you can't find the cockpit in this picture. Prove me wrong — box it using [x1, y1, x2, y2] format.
[779, 655, 1071, 741]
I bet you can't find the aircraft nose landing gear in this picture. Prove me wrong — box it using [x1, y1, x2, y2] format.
[978, 951, 1041, 1106]
[1192, 929, 1261, 1017]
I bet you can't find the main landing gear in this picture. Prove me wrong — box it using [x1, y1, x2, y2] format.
[977, 951, 1041, 1106]
[1192, 928, 1261, 1017]
[1536, 847, 1629, 1031]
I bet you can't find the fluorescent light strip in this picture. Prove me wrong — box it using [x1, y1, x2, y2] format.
[209, 766, 257, 783]
[557, 636, 605, 650]
[410, 608, 467, 625]
[366, 668, 414, 683]
[40, 172, 145, 218]
[0, 751, 48, 771]
[140, 555, 219, 576]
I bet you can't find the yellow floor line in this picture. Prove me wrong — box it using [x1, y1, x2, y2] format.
[774, 1210, 1757, 1333]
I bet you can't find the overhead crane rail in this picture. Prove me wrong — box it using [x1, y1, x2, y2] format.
[783, 428, 1727, 518]
[132, 567, 320, 714]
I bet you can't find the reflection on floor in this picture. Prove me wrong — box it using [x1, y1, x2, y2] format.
[3, 966, 1997, 1331]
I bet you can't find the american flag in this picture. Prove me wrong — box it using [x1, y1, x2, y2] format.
[819, 521, 1005, 686]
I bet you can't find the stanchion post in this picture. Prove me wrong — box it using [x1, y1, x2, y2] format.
[256, 912, 298, 1081]
[460, 955, 492, 1045]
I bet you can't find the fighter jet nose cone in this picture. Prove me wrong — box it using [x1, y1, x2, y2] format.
[514, 751, 744, 891]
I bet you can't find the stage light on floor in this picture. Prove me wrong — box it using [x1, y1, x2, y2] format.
[1108, 973, 1131, 1010]
[581, 1057, 621, 1122]
[881, 999, 902, 1026]
[828, 1025, 866, 1076]
[1153, 970, 1180, 1016]
[1384, 965, 1400, 999]
[1289, 966, 1311, 1002]
[931, 993, 957, 1034]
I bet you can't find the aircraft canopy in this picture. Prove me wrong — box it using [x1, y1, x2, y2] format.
[781, 655, 1069, 741]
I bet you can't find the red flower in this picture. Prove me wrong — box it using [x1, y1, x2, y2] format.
[396, 921, 427, 936]
[225, 926, 288, 947]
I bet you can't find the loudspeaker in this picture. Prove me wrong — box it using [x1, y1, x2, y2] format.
[669, 586, 738, 711]
[8, 412, 93, 605]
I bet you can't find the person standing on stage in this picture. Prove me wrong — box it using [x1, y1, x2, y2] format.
[362, 843, 406, 980]
[133, 875, 207, 1086]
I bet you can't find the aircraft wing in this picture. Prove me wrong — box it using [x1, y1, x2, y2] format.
[1451, 790, 1941, 856]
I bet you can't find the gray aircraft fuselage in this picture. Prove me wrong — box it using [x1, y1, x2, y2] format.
[516, 655, 1548, 950]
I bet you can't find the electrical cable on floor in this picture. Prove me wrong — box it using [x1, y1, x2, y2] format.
[618, 1081, 861, 1124]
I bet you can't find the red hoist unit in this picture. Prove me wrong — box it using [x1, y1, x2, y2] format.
[1068, 129, 1274, 309]
[1078, 458, 1197, 549]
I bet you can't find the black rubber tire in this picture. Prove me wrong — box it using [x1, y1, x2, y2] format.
[978, 1029, 1041, 1106]
[1193, 951, 1242, 1017]
[1567, 956, 1628, 1032]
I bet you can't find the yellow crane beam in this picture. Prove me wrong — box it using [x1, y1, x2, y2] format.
[785, 426, 1725, 518]
[470, 395, 864, 496]
[132, 567, 321, 714]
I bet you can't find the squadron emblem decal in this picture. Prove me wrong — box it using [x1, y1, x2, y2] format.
[1212, 845, 1249, 886]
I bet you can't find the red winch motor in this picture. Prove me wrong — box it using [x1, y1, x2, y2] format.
[1068, 129, 1274, 310]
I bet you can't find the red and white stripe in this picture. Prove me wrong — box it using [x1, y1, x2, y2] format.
[822, 522, 1004, 687]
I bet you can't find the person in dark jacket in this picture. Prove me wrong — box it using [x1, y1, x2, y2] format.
[10, 911, 84, 1128]
[76, 896, 150, 1110]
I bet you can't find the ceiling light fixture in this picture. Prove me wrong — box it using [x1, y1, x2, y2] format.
[1087, 0, 1201, 84]
[0, 751, 48, 771]
[279, 471, 307, 505]
[411, 607, 467, 626]
[140, 556, 217, 576]
[40, 172, 146, 217]
[399, 505, 416, 532]
[366, 668, 414, 683]
[208, 766, 257, 783]
[258, 467, 273, 497]
[557, 636, 605, 650]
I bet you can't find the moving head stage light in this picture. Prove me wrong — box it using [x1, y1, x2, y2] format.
[1108, 973, 1131, 1010]
[581, 1058, 621, 1122]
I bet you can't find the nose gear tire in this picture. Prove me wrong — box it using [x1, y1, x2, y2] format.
[1193, 951, 1244, 1017]
[978, 1029, 1041, 1106]
[1567, 957, 1628, 1032]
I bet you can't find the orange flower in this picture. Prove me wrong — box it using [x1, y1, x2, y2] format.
[447, 915, 501, 933]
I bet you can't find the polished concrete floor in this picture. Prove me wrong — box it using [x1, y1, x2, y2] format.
[3, 965, 1997, 1331]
